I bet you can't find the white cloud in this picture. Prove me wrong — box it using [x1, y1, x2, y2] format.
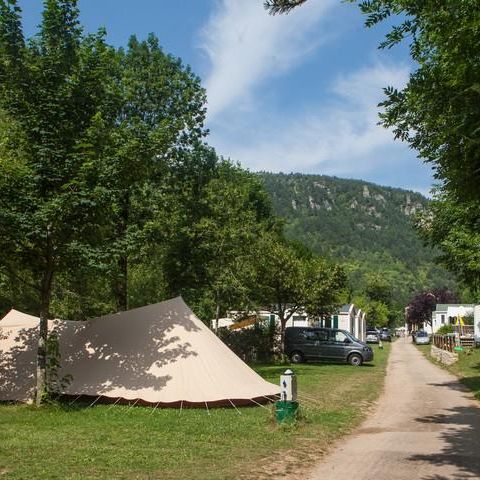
[201, 0, 337, 120]
[210, 62, 412, 177]
[199, 2, 433, 192]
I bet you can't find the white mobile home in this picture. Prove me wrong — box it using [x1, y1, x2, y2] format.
[319, 304, 366, 341]
[429, 304, 474, 334]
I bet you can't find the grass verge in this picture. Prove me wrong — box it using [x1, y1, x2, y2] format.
[415, 343, 480, 401]
[0, 344, 390, 480]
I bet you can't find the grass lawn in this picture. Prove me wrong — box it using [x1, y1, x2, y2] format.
[0, 344, 390, 480]
[415, 343, 480, 401]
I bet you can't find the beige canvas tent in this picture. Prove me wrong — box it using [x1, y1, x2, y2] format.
[0, 310, 39, 402]
[0, 297, 279, 406]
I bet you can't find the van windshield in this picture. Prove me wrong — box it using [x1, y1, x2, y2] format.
[345, 332, 360, 343]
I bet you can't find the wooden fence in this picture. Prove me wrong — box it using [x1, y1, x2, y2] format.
[433, 332, 476, 350]
[432, 334, 455, 352]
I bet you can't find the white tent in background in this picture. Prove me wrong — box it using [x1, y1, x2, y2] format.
[0, 297, 279, 406]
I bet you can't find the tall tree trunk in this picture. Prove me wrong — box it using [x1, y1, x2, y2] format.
[113, 192, 129, 311]
[215, 303, 220, 332]
[280, 317, 287, 353]
[35, 267, 53, 406]
[114, 254, 128, 311]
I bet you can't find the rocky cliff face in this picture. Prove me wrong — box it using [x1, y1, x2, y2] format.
[258, 171, 433, 261]
[257, 172, 453, 304]
[259, 172, 426, 237]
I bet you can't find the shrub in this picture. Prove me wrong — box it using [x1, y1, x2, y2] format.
[437, 324, 454, 335]
[217, 323, 278, 363]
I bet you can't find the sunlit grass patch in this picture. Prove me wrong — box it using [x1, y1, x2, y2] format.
[0, 344, 389, 480]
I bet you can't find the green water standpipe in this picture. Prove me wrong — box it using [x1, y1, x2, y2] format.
[275, 369, 299, 423]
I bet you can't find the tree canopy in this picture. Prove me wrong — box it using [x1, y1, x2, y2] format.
[405, 288, 459, 329]
[256, 233, 346, 337]
[0, 0, 118, 404]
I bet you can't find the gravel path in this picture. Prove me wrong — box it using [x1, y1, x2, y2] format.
[308, 338, 480, 480]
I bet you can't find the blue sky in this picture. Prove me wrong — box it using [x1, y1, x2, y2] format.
[18, 0, 434, 194]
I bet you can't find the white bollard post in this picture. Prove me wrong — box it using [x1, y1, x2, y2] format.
[280, 369, 297, 402]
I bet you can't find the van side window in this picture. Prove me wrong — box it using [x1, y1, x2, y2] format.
[303, 330, 329, 341]
[317, 330, 329, 342]
[303, 331, 317, 340]
[331, 331, 348, 343]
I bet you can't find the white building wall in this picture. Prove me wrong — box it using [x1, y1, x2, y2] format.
[474, 306, 480, 340]
[216, 317, 234, 329]
[225, 309, 311, 330]
[430, 305, 474, 334]
[285, 315, 309, 328]
[355, 313, 366, 342]
[338, 313, 350, 331]
[429, 311, 445, 334]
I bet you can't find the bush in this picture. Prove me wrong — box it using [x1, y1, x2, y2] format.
[436, 324, 454, 335]
[217, 323, 278, 363]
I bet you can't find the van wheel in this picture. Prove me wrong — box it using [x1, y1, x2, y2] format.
[290, 351, 304, 364]
[348, 353, 363, 366]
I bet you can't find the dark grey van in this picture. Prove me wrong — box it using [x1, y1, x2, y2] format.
[284, 327, 374, 366]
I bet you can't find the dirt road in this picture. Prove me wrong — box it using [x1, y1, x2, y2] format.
[308, 339, 480, 480]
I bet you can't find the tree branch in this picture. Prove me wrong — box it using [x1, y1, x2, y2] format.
[264, 0, 309, 15]
[4, 264, 41, 293]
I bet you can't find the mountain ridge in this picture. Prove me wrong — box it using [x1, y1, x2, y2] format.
[257, 172, 454, 305]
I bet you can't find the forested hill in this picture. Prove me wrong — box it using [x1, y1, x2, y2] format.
[258, 172, 455, 304]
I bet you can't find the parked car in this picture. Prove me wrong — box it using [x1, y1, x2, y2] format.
[415, 330, 430, 345]
[366, 330, 379, 343]
[284, 327, 374, 366]
[379, 328, 392, 342]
